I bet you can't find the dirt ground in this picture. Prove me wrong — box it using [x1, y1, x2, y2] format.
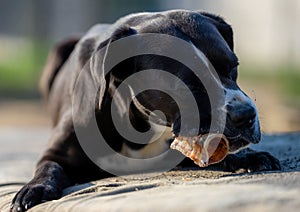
[0, 127, 299, 211]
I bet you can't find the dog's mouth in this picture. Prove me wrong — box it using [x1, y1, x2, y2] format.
[226, 135, 251, 153]
[173, 128, 258, 157]
[170, 113, 261, 165]
[171, 129, 256, 166]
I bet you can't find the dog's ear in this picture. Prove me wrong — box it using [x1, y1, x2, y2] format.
[98, 25, 137, 50]
[40, 37, 80, 99]
[74, 25, 137, 122]
[200, 12, 234, 51]
[94, 25, 138, 111]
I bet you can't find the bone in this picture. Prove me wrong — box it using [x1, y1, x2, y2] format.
[170, 134, 229, 167]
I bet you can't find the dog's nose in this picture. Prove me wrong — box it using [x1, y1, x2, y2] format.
[227, 103, 256, 128]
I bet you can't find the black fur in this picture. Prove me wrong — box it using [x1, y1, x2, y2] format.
[11, 10, 280, 212]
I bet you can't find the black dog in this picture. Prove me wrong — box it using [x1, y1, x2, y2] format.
[11, 10, 280, 211]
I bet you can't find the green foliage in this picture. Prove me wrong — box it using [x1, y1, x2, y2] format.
[279, 72, 300, 98]
[239, 66, 300, 98]
[0, 42, 48, 93]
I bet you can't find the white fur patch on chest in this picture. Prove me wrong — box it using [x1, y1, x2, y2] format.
[120, 126, 173, 159]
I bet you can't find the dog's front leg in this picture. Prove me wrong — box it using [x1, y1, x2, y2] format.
[11, 112, 77, 211]
[10, 160, 70, 212]
[207, 148, 281, 173]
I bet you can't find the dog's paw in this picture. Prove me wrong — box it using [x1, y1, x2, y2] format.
[10, 182, 60, 212]
[222, 148, 281, 173]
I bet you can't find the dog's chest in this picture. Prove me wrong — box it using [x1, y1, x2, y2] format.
[120, 126, 173, 159]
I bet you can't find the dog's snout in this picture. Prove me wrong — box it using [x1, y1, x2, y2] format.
[225, 89, 258, 129]
[227, 103, 256, 128]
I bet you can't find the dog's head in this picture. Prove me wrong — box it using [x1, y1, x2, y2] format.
[94, 10, 260, 153]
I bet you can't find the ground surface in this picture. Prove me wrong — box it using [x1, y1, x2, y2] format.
[0, 128, 299, 211]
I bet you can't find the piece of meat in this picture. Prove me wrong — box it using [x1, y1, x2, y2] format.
[170, 134, 229, 167]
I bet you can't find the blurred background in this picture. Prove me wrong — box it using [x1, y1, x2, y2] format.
[0, 0, 299, 132]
